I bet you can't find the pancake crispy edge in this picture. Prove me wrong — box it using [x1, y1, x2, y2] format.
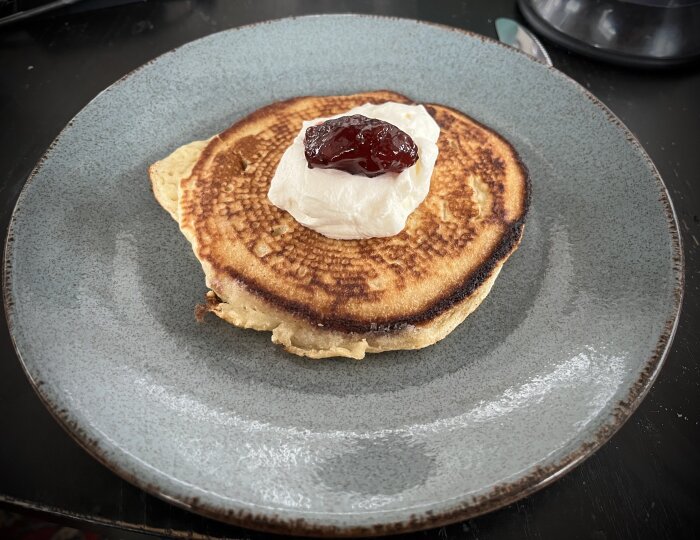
[149, 91, 529, 359]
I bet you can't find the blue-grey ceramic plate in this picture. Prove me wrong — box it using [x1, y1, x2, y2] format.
[3, 15, 683, 537]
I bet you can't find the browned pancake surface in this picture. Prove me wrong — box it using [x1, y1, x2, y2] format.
[179, 91, 529, 332]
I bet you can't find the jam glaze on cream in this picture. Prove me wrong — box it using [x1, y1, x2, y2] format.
[304, 114, 419, 178]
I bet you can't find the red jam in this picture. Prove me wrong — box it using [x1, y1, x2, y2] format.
[304, 114, 419, 178]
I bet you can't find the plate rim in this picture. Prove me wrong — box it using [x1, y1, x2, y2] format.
[2, 13, 685, 538]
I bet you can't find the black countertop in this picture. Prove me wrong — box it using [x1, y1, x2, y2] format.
[1, 1, 699, 539]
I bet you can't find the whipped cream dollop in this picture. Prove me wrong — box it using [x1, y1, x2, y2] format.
[267, 102, 440, 240]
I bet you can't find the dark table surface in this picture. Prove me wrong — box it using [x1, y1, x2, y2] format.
[1, 1, 699, 539]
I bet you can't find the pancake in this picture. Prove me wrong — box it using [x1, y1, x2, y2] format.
[149, 91, 529, 359]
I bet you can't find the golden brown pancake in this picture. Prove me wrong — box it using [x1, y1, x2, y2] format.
[149, 91, 529, 359]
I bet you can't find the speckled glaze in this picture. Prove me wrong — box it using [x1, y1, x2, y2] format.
[3, 15, 683, 537]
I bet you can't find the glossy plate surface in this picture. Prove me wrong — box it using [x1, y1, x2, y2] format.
[3, 15, 682, 537]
